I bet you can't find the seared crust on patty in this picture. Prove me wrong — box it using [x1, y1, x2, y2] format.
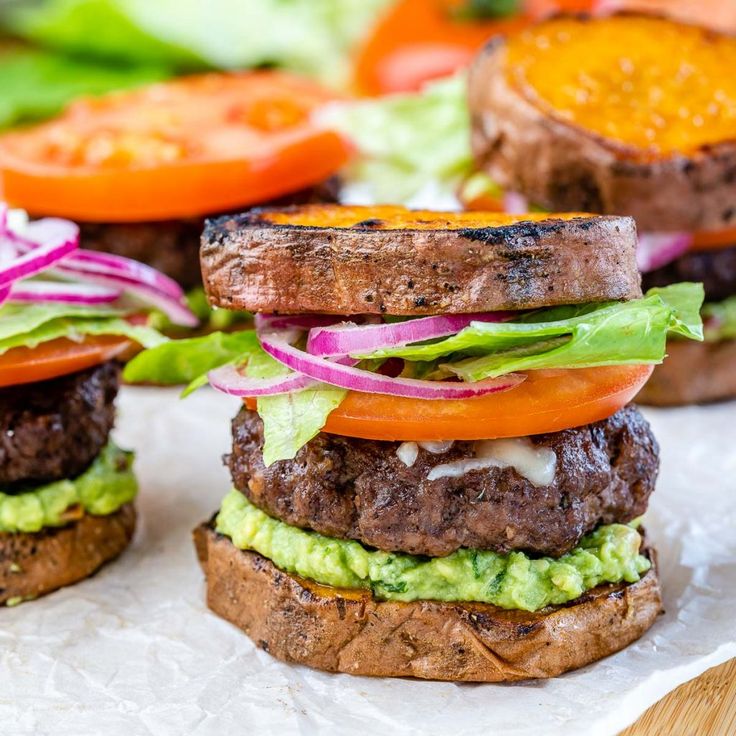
[201, 204, 641, 315]
[0, 362, 119, 488]
[642, 245, 736, 302]
[468, 32, 736, 233]
[636, 339, 736, 406]
[194, 524, 662, 682]
[0, 503, 135, 605]
[228, 406, 658, 558]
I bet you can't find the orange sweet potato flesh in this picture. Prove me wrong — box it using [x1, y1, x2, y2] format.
[469, 14, 736, 231]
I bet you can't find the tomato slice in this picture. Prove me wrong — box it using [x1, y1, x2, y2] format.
[353, 0, 606, 95]
[0, 336, 132, 387]
[245, 365, 652, 441]
[690, 225, 736, 251]
[0, 72, 351, 222]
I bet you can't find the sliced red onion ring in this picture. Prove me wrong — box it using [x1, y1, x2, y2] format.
[0, 218, 78, 288]
[259, 331, 525, 400]
[61, 249, 184, 300]
[208, 364, 317, 397]
[307, 312, 509, 358]
[10, 280, 121, 305]
[0, 285, 9, 307]
[502, 191, 529, 215]
[637, 232, 693, 273]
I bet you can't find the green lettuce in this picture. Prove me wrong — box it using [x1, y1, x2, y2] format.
[320, 74, 473, 203]
[0, 303, 166, 354]
[358, 284, 704, 382]
[5, 0, 392, 86]
[245, 350, 346, 467]
[0, 46, 168, 129]
[123, 329, 259, 391]
[703, 296, 736, 342]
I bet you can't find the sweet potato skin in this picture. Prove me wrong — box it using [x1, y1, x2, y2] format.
[194, 523, 662, 682]
[636, 339, 736, 405]
[469, 32, 736, 233]
[201, 205, 641, 315]
[0, 504, 135, 605]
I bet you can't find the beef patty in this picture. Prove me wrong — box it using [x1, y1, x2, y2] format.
[0, 362, 119, 488]
[642, 244, 736, 303]
[79, 178, 341, 290]
[227, 405, 658, 558]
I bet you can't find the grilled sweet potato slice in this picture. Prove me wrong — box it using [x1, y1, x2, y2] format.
[636, 338, 736, 405]
[201, 204, 640, 315]
[194, 523, 662, 682]
[469, 15, 736, 232]
[0, 505, 135, 605]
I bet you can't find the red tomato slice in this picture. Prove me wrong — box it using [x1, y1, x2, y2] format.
[0, 72, 351, 222]
[690, 226, 736, 252]
[354, 0, 532, 95]
[246, 365, 653, 441]
[0, 336, 132, 387]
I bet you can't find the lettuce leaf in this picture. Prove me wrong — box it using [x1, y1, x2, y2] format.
[320, 74, 473, 204]
[0, 303, 166, 354]
[357, 284, 704, 381]
[5, 0, 391, 86]
[703, 296, 736, 342]
[123, 329, 259, 390]
[0, 47, 168, 129]
[246, 351, 346, 467]
[124, 330, 343, 465]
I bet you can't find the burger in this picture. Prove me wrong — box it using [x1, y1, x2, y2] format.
[468, 13, 736, 405]
[0, 72, 350, 329]
[127, 204, 704, 680]
[0, 205, 190, 604]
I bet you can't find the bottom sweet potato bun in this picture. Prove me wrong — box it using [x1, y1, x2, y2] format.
[0, 504, 136, 606]
[194, 523, 662, 682]
[636, 339, 736, 406]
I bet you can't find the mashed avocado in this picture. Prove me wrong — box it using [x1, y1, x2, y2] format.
[216, 490, 651, 612]
[0, 443, 137, 533]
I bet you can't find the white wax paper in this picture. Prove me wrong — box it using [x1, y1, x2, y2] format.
[0, 386, 734, 736]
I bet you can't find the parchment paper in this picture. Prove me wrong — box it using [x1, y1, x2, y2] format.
[0, 386, 734, 735]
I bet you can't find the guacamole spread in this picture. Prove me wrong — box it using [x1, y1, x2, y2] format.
[216, 490, 651, 612]
[0, 443, 137, 533]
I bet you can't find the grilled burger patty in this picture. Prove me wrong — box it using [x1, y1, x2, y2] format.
[642, 244, 736, 303]
[79, 179, 341, 289]
[227, 406, 658, 558]
[0, 362, 119, 488]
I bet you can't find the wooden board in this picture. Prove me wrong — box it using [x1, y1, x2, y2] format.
[621, 658, 736, 735]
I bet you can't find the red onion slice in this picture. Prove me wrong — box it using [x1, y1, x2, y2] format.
[502, 192, 529, 215]
[10, 280, 122, 305]
[208, 364, 317, 397]
[306, 312, 509, 358]
[0, 219, 78, 288]
[259, 332, 525, 400]
[637, 232, 693, 273]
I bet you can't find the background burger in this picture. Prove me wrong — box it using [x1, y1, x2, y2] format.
[0, 205, 191, 604]
[469, 13, 736, 405]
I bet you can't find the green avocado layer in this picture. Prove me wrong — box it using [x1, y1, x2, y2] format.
[0, 443, 137, 534]
[215, 490, 651, 612]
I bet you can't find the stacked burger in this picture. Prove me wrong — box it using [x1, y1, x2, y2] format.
[0, 207, 191, 604]
[469, 13, 736, 405]
[130, 204, 703, 680]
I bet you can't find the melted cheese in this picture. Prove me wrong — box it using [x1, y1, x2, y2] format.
[427, 438, 556, 487]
